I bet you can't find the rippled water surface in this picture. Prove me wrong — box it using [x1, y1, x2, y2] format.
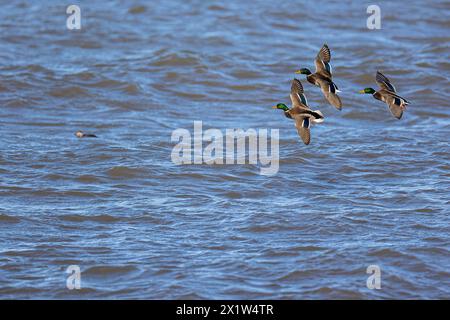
[0, 1, 449, 299]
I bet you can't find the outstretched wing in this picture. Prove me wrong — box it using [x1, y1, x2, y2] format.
[290, 78, 309, 109]
[379, 90, 409, 119]
[294, 117, 311, 145]
[317, 79, 342, 110]
[387, 99, 403, 119]
[314, 44, 332, 77]
[383, 93, 409, 119]
[376, 71, 396, 92]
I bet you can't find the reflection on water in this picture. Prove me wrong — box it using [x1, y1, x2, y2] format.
[0, 0, 449, 299]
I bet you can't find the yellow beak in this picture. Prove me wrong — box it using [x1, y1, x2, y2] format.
[294, 70, 302, 74]
[358, 90, 365, 94]
[272, 106, 278, 109]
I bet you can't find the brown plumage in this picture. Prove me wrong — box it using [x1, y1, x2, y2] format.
[360, 71, 410, 119]
[273, 79, 324, 145]
[375, 71, 409, 119]
[297, 44, 343, 110]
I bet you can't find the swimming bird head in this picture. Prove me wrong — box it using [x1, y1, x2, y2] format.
[75, 131, 84, 138]
[272, 103, 290, 111]
[295, 68, 312, 75]
[359, 88, 376, 94]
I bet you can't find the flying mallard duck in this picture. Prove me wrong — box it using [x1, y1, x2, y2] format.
[272, 79, 324, 145]
[359, 71, 409, 119]
[295, 44, 342, 110]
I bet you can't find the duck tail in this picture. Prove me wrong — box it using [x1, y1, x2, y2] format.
[334, 82, 342, 93]
[329, 82, 340, 94]
[313, 110, 324, 123]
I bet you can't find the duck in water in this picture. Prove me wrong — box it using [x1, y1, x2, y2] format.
[75, 130, 97, 138]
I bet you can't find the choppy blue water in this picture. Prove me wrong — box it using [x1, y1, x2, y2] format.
[0, 0, 449, 299]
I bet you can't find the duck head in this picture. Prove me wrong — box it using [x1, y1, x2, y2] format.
[358, 88, 376, 94]
[272, 103, 290, 111]
[294, 68, 312, 75]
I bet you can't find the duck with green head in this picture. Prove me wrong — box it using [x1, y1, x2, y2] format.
[295, 44, 342, 110]
[272, 79, 324, 145]
[359, 71, 409, 119]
